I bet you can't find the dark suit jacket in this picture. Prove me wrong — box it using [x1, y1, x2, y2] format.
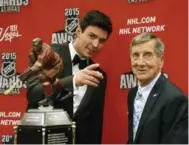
[26, 44, 107, 144]
[127, 74, 188, 144]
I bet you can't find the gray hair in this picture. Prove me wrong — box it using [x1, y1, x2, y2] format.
[130, 32, 164, 57]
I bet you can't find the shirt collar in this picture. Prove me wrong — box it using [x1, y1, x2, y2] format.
[138, 72, 161, 96]
[69, 41, 78, 61]
[69, 41, 86, 61]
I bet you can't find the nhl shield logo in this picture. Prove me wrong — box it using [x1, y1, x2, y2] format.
[1, 61, 16, 78]
[65, 17, 79, 35]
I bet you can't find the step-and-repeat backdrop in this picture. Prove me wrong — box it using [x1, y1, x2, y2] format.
[0, 0, 187, 144]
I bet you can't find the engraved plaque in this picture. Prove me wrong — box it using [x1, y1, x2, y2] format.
[14, 106, 75, 144]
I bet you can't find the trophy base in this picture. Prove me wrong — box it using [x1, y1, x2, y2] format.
[14, 107, 75, 144]
[16, 125, 72, 144]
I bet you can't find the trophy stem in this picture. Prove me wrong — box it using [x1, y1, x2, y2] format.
[72, 121, 76, 144]
[13, 126, 18, 144]
[42, 128, 46, 144]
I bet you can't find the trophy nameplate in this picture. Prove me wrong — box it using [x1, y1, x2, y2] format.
[14, 106, 76, 144]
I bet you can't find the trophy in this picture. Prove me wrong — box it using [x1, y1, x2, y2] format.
[4, 38, 75, 144]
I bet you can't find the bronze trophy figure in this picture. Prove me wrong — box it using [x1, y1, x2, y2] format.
[7, 38, 75, 144]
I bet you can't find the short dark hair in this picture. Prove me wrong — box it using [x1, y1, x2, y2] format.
[79, 10, 113, 37]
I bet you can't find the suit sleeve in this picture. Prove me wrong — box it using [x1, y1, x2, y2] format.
[161, 97, 188, 144]
[88, 71, 107, 144]
[161, 95, 187, 143]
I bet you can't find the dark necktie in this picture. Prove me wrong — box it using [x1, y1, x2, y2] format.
[72, 54, 88, 69]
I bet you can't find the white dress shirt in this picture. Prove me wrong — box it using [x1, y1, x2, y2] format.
[69, 42, 87, 114]
[133, 72, 161, 140]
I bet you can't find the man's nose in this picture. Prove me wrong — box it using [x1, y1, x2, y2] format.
[137, 56, 145, 65]
[92, 39, 99, 48]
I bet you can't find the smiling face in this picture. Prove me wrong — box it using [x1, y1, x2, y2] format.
[130, 39, 164, 87]
[73, 26, 108, 58]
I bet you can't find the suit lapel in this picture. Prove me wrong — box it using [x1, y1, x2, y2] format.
[128, 87, 138, 143]
[61, 44, 72, 76]
[74, 85, 95, 118]
[60, 44, 73, 89]
[134, 74, 167, 143]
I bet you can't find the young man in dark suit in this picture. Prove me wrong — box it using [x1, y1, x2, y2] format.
[127, 32, 188, 144]
[26, 10, 112, 144]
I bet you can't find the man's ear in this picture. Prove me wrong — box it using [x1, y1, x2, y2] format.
[160, 55, 164, 68]
[76, 25, 81, 38]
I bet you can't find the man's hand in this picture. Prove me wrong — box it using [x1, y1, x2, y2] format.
[74, 63, 103, 87]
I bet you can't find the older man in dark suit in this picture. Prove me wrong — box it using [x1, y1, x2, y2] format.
[127, 32, 188, 144]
